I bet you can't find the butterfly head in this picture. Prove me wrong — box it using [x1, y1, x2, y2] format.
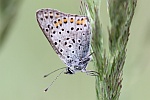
[64, 57, 90, 74]
[64, 67, 75, 74]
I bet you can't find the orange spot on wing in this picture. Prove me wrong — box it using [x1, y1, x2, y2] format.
[55, 23, 59, 27]
[63, 18, 67, 23]
[81, 18, 86, 25]
[54, 21, 59, 27]
[58, 20, 62, 25]
[76, 19, 81, 25]
[70, 18, 74, 23]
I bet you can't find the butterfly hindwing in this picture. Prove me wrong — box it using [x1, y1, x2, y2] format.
[36, 8, 91, 68]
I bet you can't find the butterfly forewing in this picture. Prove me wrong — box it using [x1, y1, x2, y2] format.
[36, 8, 91, 69]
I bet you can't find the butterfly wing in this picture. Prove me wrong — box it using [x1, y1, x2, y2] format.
[36, 8, 91, 66]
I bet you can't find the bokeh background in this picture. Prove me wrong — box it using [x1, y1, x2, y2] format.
[0, 0, 150, 100]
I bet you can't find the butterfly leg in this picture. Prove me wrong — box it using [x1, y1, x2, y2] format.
[81, 68, 99, 76]
[88, 52, 95, 57]
[86, 70, 100, 76]
[87, 52, 95, 62]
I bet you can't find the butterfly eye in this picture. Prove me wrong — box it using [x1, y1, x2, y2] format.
[65, 67, 74, 74]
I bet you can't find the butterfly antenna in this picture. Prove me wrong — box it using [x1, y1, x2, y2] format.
[44, 70, 64, 92]
[44, 67, 66, 78]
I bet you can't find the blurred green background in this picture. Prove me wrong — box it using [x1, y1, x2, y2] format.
[0, 0, 150, 100]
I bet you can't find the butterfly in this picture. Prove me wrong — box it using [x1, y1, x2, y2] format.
[36, 8, 94, 74]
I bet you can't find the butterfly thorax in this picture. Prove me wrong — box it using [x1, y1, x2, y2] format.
[64, 57, 90, 74]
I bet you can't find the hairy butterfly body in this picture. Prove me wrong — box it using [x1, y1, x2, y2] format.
[36, 8, 92, 74]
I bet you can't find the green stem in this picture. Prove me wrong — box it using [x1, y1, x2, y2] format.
[0, 0, 21, 48]
[80, 0, 137, 100]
